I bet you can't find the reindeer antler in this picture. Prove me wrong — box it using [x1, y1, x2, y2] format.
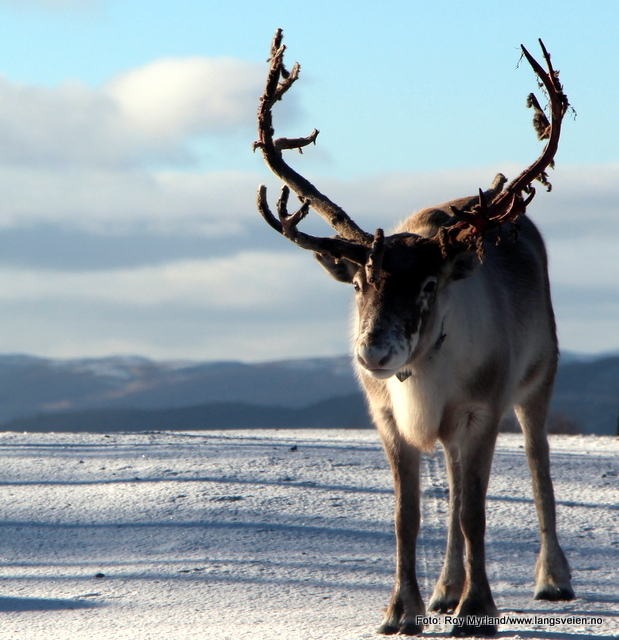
[254, 29, 375, 248]
[255, 33, 569, 282]
[445, 39, 569, 254]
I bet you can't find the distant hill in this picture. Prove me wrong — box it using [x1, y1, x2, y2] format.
[2, 394, 372, 433]
[0, 354, 358, 419]
[0, 352, 616, 435]
[551, 355, 619, 436]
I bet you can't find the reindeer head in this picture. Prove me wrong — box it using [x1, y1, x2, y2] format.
[254, 30, 568, 379]
[318, 231, 484, 378]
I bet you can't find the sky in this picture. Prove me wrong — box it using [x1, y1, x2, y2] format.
[0, 0, 617, 362]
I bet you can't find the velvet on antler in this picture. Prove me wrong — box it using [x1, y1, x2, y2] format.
[443, 39, 569, 256]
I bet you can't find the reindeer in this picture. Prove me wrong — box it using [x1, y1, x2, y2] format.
[253, 30, 574, 637]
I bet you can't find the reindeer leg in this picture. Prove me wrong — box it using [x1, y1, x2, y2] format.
[515, 380, 574, 601]
[377, 422, 425, 636]
[428, 445, 465, 613]
[450, 414, 500, 637]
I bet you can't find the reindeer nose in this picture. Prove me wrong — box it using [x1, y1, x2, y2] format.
[356, 346, 394, 371]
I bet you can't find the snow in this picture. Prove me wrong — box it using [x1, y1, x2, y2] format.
[0, 429, 616, 639]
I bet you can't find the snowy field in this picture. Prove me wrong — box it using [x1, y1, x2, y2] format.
[0, 429, 616, 640]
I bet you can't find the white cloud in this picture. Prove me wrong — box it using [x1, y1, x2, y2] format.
[0, 77, 127, 166]
[0, 166, 261, 233]
[0, 251, 339, 309]
[105, 57, 264, 140]
[0, 302, 351, 362]
[0, 250, 352, 360]
[548, 237, 619, 288]
[0, 56, 264, 168]
[1, 157, 618, 261]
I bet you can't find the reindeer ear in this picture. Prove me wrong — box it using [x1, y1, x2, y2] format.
[443, 251, 481, 282]
[314, 252, 356, 283]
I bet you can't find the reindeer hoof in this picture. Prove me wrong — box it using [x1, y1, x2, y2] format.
[399, 621, 424, 636]
[534, 585, 575, 601]
[376, 622, 400, 635]
[451, 622, 497, 637]
[428, 595, 459, 613]
[377, 620, 423, 636]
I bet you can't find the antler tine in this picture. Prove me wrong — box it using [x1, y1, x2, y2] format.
[254, 29, 374, 246]
[365, 228, 385, 288]
[276, 185, 310, 238]
[257, 184, 369, 265]
[257, 184, 283, 233]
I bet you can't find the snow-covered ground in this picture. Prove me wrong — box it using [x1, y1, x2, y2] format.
[0, 430, 616, 640]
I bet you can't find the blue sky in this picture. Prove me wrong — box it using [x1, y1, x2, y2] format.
[2, 0, 618, 172]
[0, 0, 617, 361]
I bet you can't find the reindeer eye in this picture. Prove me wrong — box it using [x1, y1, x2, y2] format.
[422, 279, 437, 294]
[353, 282, 361, 292]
